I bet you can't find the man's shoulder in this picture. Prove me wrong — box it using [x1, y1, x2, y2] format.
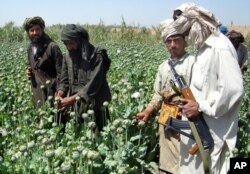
[185, 53, 195, 60]
[45, 41, 62, 55]
[47, 41, 60, 49]
[159, 59, 169, 67]
[159, 54, 195, 68]
[205, 33, 231, 49]
[239, 43, 248, 52]
[94, 47, 111, 71]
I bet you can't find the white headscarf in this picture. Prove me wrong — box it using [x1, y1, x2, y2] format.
[160, 19, 183, 42]
[172, 2, 221, 49]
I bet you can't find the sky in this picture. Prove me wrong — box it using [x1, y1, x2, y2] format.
[1, 0, 250, 28]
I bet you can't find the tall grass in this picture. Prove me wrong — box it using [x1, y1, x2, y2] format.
[0, 20, 161, 44]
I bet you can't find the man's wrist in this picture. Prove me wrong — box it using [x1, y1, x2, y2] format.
[196, 102, 202, 113]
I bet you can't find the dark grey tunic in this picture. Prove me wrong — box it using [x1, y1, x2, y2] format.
[58, 47, 111, 130]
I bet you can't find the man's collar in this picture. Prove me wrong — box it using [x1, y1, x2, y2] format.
[171, 52, 189, 64]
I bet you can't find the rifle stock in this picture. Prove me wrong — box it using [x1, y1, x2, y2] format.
[181, 87, 196, 101]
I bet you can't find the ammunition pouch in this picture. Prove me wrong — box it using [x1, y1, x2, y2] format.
[158, 103, 181, 125]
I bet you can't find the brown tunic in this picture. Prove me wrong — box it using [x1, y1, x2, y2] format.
[27, 36, 63, 107]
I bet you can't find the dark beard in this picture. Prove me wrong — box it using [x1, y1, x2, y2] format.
[69, 48, 81, 58]
[30, 34, 44, 44]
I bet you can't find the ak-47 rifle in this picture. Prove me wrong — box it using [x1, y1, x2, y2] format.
[167, 59, 213, 174]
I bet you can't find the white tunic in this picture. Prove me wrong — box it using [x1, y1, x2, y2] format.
[180, 33, 244, 174]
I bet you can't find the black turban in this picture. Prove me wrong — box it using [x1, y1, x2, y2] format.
[226, 30, 244, 43]
[61, 24, 89, 41]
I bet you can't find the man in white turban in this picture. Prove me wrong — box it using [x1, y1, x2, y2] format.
[169, 2, 244, 174]
[136, 18, 195, 174]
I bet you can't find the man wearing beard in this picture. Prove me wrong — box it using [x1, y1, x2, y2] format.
[23, 16, 63, 108]
[56, 24, 111, 132]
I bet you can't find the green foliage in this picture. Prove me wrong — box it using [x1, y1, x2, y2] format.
[237, 62, 250, 157]
[0, 41, 167, 173]
[244, 33, 250, 51]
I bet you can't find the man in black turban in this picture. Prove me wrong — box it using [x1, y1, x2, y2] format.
[226, 30, 248, 73]
[23, 16, 63, 108]
[56, 24, 111, 132]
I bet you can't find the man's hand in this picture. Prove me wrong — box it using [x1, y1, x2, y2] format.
[178, 99, 200, 118]
[135, 111, 150, 124]
[26, 66, 33, 80]
[55, 90, 65, 98]
[58, 95, 77, 111]
[135, 105, 155, 124]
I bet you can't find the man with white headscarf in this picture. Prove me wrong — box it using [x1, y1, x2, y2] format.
[135, 19, 195, 174]
[169, 2, 244, 174]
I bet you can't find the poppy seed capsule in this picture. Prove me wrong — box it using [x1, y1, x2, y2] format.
[138, 120, 146, 127]
[75, 96, 80, 101]
[19, 145, 27, 152]
[11, 156, 17, 162]
[103, 101, 109, 107]
[48, 96, 53, 101]
[82, 149, 88, 158]
[46, 80, 51, 85]
[72, 151, 80, 160]
[87, 150, 99, 160]
[27, 141, 35, 149]
[87, 110, 94, 115]
[88, 122, 96, 129]
[45, 150, 55, 158]
[52, 122, 57, 127]
[231, 148, 238, 155]
[76, 145, 84, 152]
[61, 161, 72, 172]
[82, 113, 88, 119]
[70, 112, 75, 117]
[0, 156, 3, 163]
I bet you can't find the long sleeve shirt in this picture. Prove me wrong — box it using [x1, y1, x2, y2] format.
[148, 53, 195, 111]
[180, 33, 244, 174]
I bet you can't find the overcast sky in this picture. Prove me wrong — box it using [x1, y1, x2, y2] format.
[1, 0, 250, 27]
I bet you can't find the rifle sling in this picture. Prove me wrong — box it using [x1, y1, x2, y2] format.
[184, 112, 210, 174]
